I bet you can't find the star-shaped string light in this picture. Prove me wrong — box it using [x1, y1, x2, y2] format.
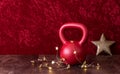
[91, 33, 115, 56]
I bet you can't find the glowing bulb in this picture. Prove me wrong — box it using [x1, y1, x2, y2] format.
[73, 51, 77, 54]
[48, 67, 52, 70]
[96, 66, 100, 70]
[48, 66, 53, 73]
[61, 58, 65, 61]
[97, 63, 100, 66]
[38, 58, 42, 61]
[84, 65, 87, 68]
[39, 64, 42, 68]
[51, 61, 55, 64]
[81, 65, 84, 68]
[96, 63, 100, 70]
[70, 40, 74, 43]
[30, 60, 35, 65]
[82, 64, 88, 72]
[83, 68, 87, 72]
[30, 60, 35, 63]
[55, 47, 59, 51]
[43, 56, 47, 61]
[66, 64, 70, 69]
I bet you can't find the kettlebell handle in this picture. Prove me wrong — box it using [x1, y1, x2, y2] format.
[59, 23, 87, 44]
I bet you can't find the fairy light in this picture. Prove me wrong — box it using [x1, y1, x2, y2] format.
[30, 60, 35, 66]
[80, 59, 101, 72]
[56, 59, 64, 66]
[48, 67, 53, 73]
[55, 47, 59, 51]
[81, 60, 88, 72]
[81, 61, 86, 68]
[84, 65, 87, 68]
[38, 58, 42, 61]
[39, 64, 42, 68]
[30, 46, 101, 72]
[51, 61, 55, 64]
[66, 64, 70, 69]
[48, 67, 52, 70]
[55, 46, 60, 61]
[81, 62, 87, 72]
[73, 50, 77, 54]
[61, 58, 65, 62]
[83, 68, 87, 72]
[70, 40, 74, 43]
[96, 63, 100, 70]
[43, 56, 47, 61]
[31, 46, 68, 71]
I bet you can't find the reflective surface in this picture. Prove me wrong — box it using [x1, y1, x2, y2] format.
[0, 55, 120, 74]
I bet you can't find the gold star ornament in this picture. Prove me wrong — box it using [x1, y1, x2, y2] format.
[91, 33, 115, 55]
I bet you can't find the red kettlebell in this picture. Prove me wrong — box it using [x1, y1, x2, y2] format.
[59, 23, 87, 65]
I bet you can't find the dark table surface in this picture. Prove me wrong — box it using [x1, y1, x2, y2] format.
[0, 55, 120, 74]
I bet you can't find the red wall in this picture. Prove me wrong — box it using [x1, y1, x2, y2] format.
[0, 0, 120, 55]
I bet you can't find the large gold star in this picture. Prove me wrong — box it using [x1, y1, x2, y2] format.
[91, 33, 115, 55]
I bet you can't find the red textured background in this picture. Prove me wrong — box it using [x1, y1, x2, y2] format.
[0, 0, 120, 55]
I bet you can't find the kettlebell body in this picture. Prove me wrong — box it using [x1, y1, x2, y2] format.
[59, 23, 87, 65]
